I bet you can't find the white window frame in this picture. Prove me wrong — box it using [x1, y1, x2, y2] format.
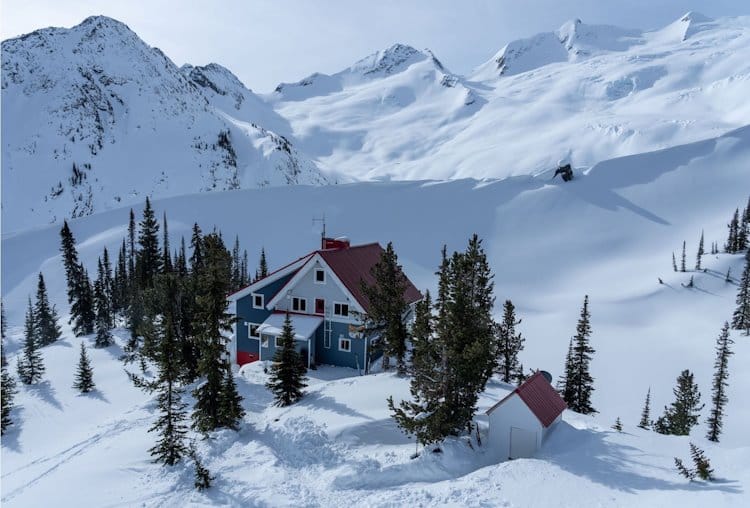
[314, 268, 326, 284]
[333, 301, 349, 318]
[292, 297, 307, 313]
[261, 335, 269, 348]
[338, 336, 351, 352]
[275, 336, 284, 348]
[324, 332, 331, 349]
[252, 293, 264, 309]
[246, 322, 261, 339]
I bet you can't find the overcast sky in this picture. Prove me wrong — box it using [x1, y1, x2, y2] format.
[2, 0, 747, 92]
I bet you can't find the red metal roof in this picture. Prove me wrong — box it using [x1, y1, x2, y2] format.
[318, 243, 422, 312]
[486, 372, 567, 428]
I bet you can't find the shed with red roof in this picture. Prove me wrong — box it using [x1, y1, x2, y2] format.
[485, 371, 566, 460]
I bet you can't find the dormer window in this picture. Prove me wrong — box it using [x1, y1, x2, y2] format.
[252, 293, 264, 309]
[314, 268, 326, 284]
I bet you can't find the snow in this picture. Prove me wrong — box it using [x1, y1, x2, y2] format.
[2, 122, 750, 506]
[257, 313, 322, 340]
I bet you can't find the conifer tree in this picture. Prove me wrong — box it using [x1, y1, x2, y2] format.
[17, 299, 44, 384]
[190, 223, 204, 273]
[360, 242, 409, 374]
[190, 444, 213, 491]
[557, 338, 574, 396]
[726, 209, 740, 253]
[241, 249, 249, 287]
[73, 342, 96, 393]
[162, 212, 172, 274]
[135, 197, 162, 289]
[672, 252, 677, 272]
[695, 230, 704, 270]
[219, 364, 246, 428]
[1, 301, 6, 366]
[266, 314, 307, 406]
[1, 352, 17, 434]
[494, 300, 524, 383]
[726, 267, 732, 283]
[690, 443, 714, 481]
[113, 240, 128, 318]
[93, 259, 113, 348]
[706, 322, 733, 442]
[258, 247, 268, 280]
[128, 208, 137, 281]
[674, 457, 695, 481]
[34, 273, 62, 346]
[680, 241, 687, 272]
[176, 237, 188, 277]
[60, 220, 81, 304]
[192, 233, 242, 432]
[564, 295, 596, 414]
[654, 369, 703, 435]
[70, 265, 95, 336]
[638, 387, 652, 430]
[231, 236, 242, 291]
[612, 417, 623, 432]
[732, 250, 750, 335]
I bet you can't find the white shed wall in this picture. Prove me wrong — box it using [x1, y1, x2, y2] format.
[487, 394, 544, 461]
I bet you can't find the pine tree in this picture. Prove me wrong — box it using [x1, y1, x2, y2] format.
[190, 444, 213, 490]
[494, 299, 524, 384]
[1, 301, 6, 366]
[60, 220, 81, 304]
[176, 237, 188, 277]
[674, 457, 695, 481]
[726, 209, 740, 253]
[706, 322, 733, 442]
[690, 443, 714, 481]
[266, 314, 307, 406]
[17, 299, 44, 384]
[258, 247, 268, 280]
[113, 240, 128, 319]
[34, 273, 62, 346]
[726, 267, 732, 283]
[231, 236, 242, 291]
[93, 259, 113, 348]
[70, 265, 95, 336]
[190, 223, 204, 273]
[564, 295, 596, 414]
[241, 249, 249, 287]
[612, 417, 623, 432]
[127, 208, 137, 288]
[162, 212, 172, 274]
[680, 241, 687, 272]
[732, 250, 750, 335]
[638, 387, 652, 430]
[654, 369, 703, 435]
[73, 342, 96, 393]
[672, 252, 677, 272]
[102, 247, 114, 325]
[135, 197, 162, 289]
[695, 230, 704, 270]
[1, 353, 17, 434]
[192, 233, 242, 432]
[219, 364, 246, 428]
[360, 242, 409, 374]
[557, 338, 574, 397]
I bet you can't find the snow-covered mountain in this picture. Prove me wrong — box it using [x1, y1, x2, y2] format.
[270, 12, 750, 182]
[1, 16, 328, 233]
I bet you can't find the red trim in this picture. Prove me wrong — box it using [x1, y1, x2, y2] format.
[237, 351, 259, 366]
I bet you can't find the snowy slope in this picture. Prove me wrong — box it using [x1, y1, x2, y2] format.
[2, 126, 750, 506]
[270, 13, 750, 182]
[1, 16, 329, 234]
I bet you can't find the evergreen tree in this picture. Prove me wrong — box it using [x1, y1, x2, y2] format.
[258, 247, 268, 279]
[93, 259, 113, 348]
[102, 247, 113, 325]
[726, 267, 732, 283]
[563, 296, 596, 414]
[732, 250, 750, 335]
[192, 233, 242, 432]
[112, 240, 128, 319]
[219, 364, 245, 428]
[1, 353, 17, 434]
[73, 342, 96, 393]
[127, 209, 137, 285]
[60, 220, 81, 304]
[34, 273, 62, 346]
[189, 223, 204, 273]
[70, 265, 95, 336]
[176, 237, 188, 277]
[674, 458, 695, 481]
[135, 197, 162, 289]
[612, 417, 623, 432]
[726, 209, 740, 253]
[266, 314, 308, 406]
[690, 443, 714, 481]
[230, 236, 242, 291]
[190, 444, 213, 491]
[695, 230, 704, 270]
[557, 338, 574, 396]
[360, 242, 410, 374]
[1, 300, 6, 367]
[162, 212, 172, 274]
[706, 322, 733, 442]
[17, 299, 45, 384]
[672, 252, 677, 272]
[494, 300, 524, 383]
[241, 249, 249, 287]
[638, 387, 652, 430]
[654, 369, 703, 435]
[680, 241, 687, 272]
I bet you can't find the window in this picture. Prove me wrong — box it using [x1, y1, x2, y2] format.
[339, 337, 351, 352]
[252, 293, 264, 309]
[315, 298, 325, 315]
[334, 302, 349, 318]
[261, 335, 269, 348]
[292, 297, 307, 312]
[275, 336, 283, 348]
[324, 333, 331, 349]
[314, 268, 326, 284]
[247, 323, 260, 338]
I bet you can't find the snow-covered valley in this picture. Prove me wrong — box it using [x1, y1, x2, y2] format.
[2, 121, 750, 506]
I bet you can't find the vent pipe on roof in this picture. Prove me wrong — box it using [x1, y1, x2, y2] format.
[322, 237, 350, 250]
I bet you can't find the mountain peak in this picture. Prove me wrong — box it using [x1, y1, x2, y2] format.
[349, 43, 427, 77]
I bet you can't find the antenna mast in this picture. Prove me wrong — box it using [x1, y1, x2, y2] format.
[312, 213, 326, 246]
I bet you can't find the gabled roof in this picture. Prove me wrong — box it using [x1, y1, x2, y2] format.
[263, 242, 422, 313]
[226, 252, 313, 301]
[319, 243, 422, 312]
[257, 313, 323, 340]
[486, 372, 567, 428]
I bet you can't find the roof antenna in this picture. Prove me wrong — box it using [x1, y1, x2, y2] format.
[312, 213, 326, 248]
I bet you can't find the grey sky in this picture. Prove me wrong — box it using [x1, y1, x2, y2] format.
[1, 0, 747, 92]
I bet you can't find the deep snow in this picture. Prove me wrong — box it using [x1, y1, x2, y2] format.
[2, 124, 750, 506]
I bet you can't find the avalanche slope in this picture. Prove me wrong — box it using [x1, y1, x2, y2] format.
[2, 125, 750, 507]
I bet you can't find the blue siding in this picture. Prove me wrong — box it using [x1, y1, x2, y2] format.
[260, 332, 316, 365]
[235, 274, 294, 356]
[314, 321, 367, 371]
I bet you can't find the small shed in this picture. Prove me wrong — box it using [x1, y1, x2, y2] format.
[485, 371, 566, 460]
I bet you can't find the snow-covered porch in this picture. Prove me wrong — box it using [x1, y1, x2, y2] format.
[257, 313, 323, 368]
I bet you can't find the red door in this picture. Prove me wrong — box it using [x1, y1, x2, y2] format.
[237, 351, 259, 366]
[315, 298, 325, 315]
